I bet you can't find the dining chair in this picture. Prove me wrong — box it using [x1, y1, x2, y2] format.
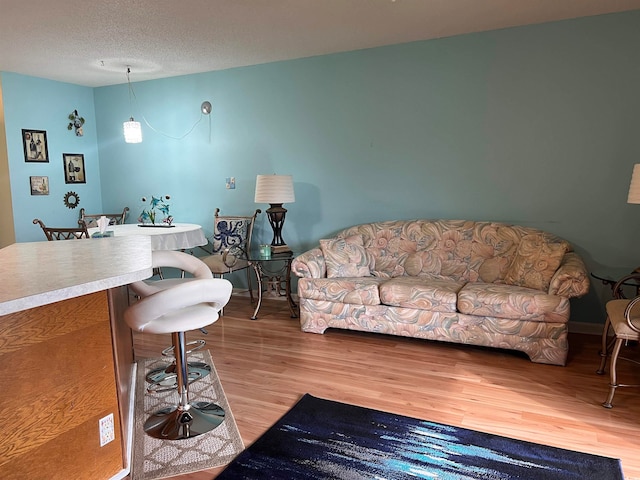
[200, 208, 261, 303]
[596, 272, 640, 408]
[33, 218, 89, 241]
[79, 207, 129, 228]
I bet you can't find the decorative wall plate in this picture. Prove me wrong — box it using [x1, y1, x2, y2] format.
[64, 191, 80, 209]
[67, 110, 85, 136]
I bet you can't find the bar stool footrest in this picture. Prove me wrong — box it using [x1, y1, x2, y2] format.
[146, 361, 212, 393]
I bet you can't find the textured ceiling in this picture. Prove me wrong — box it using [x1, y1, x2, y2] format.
[1, 0, 639, 87]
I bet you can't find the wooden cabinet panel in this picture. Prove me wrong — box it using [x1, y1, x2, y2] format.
[0, 291, 123, 479]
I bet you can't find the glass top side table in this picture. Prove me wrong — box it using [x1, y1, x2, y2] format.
[248, 250, 298, 320]
[591, 268, 640, 298]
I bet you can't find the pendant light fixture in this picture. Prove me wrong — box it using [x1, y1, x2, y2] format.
[123, 67, 142, 143]
[120, 66, 212, 143]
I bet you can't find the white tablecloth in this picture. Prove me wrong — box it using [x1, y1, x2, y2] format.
[88, 223, 207, 251]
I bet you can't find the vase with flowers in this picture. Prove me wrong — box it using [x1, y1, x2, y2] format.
[138, 195, 174, 226]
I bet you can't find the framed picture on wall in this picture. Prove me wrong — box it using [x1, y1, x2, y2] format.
[30, 176, 49, 195]
[22, 129, 49, 162]
[63, 153, 86, 184]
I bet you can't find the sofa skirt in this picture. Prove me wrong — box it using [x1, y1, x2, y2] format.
[299, 298, 569, 366]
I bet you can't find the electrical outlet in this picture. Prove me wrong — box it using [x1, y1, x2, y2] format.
[226, 177, 236, 189]
[99, 413, 115, 446]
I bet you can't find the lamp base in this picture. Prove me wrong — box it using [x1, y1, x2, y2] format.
[271, 244, 291, 254]
[265, 204, 290, 251]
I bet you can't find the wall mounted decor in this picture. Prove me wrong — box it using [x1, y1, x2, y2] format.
[30, 176, 49, 195]
[63, 153, 86, 184]
[22, 129, 49, 162]
[63, 191, 80, 209]
[67, 110, 85, 136]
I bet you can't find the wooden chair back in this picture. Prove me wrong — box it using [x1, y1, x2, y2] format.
[79, 207, 129, 228]
[33, 218, 90, 241]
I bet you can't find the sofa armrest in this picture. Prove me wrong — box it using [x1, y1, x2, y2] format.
[292, 247, 326, 279]
[547, 252, 590, 298]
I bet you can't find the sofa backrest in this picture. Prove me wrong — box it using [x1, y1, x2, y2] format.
[336, 219, 571, 283]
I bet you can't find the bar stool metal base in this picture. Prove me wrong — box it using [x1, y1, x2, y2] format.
[144, 401, 226, 440]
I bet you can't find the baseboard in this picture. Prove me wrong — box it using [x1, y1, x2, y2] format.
[567, 321, 602, 335]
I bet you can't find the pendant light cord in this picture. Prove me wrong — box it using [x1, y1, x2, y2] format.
[125, 67, 210, 140]
[126, 67, 135, 120]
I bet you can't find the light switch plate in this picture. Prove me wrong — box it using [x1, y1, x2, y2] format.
[226, 177, 236, 189]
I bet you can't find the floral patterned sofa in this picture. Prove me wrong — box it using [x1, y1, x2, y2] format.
[291, 220, 590, 366]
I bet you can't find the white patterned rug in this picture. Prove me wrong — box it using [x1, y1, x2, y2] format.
[132, 350, 244, 480]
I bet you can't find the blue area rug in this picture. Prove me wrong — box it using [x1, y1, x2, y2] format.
[218, 394, 623, 479]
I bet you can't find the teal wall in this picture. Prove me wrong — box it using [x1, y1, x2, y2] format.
[93, 12, 640, 261]
[3, 11, 640, 324]
[2, 73, 102, 241]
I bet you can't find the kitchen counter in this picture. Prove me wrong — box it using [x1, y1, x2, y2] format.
[0, 236, 152, 315]
[0, 236, 152, 479]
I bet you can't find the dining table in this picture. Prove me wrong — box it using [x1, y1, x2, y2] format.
[87, 223, 207, 251]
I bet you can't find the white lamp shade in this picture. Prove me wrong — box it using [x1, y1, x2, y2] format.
[255, 174, 295, 204]
[123, 119, 142, 143]
[628, 164, 640, 204]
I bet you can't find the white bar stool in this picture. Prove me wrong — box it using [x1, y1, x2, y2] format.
[126, 251, 232, 439]
[129, 251, 215, 391]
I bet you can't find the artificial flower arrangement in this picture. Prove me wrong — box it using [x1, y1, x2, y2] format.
[138, 195, 173, 225]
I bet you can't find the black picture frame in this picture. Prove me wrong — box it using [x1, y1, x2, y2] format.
[63, 153, 86, 184]
[30, 176, 49, 195]
[22, 129, 49, 162]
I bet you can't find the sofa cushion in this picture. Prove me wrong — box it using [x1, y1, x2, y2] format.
[379, 277, 464, 313]
[503, 234, 568, 291]
[457, 282, 570, 322]
[297, 277, 384, 305]
[320, 234, 374, 278]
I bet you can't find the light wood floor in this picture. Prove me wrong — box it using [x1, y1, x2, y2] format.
[132, 296, 640, 480]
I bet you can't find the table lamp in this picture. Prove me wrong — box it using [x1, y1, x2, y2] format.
[627, 164, 640, 273]
[255, 174, 295, 253]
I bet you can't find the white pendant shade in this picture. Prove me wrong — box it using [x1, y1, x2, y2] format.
[627, 164, 640, 204]
[123, 118, 142, 143]
[255, 174, 295, 204]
